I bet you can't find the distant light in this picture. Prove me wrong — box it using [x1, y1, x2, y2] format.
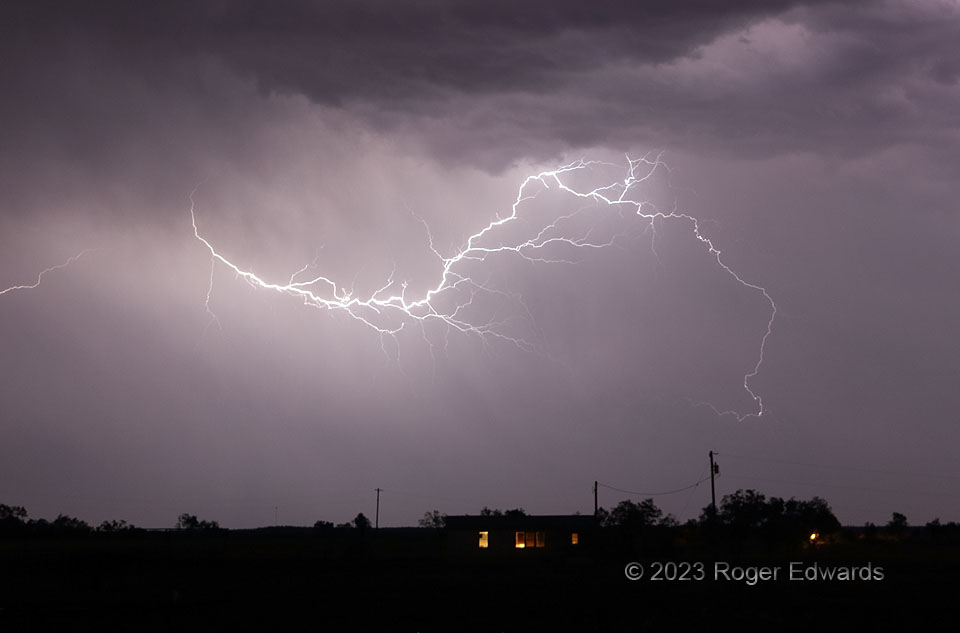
[809, 532, 819, 542]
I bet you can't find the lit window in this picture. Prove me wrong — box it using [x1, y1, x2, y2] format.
[515, 531, 545, 548]
[571, 532, 579, 545]
[478, 531, 488, 548]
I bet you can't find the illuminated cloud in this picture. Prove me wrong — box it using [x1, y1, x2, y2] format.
[1, 1, 958, 528]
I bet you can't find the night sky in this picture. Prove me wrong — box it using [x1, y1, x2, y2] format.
[2, 0, 958, 529]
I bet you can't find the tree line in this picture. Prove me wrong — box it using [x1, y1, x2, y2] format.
[417, 489, 960, 539]
[5, 489, 960, 537]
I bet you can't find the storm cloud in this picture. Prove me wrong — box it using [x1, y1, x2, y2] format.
[1, 0, 958, 528]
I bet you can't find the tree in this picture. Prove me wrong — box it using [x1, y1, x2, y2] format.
[603, 499, 664, 529]
[478, 506, 526, 517]
[313, 520, 334, 530]
[353, 512, 371, 530]
[887, 512, 908, 531]
[52, 514, 90, 531]
[762, 496, 841, 538]
[716, 489, 769, 530]
[699, 503, 718, 525]
[787, 497, 841, 532]
[0, 504, 28, 533]
[176, 513, 220, 530]
[418, 510, 446, 529]
[97, 519, 136, 532]
[704, 490, 841, 538]
[0, 504, 27, 522]
[0, 504, 28, 530]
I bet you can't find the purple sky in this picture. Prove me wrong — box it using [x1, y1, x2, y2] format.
[2, 0, 958, 528]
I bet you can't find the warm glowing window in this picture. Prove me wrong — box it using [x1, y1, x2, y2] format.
[478, 531, 488, 548]
[571, 532, 579, 545]
[515, 531, 545, 548]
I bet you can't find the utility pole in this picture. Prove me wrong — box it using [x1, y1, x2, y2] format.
[375, 488, 381, 529]
[709, 451, 719, 516]
[593, 481, 598, 517]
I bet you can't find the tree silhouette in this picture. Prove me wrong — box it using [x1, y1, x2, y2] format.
[176, 513, 220, 530]
[52, 514, 90, 531]
[353, 513, 371, 530]
[787, 497, 840, 531]
[701, 489, 841, 541]
[0, 504, 28, 532]
[479, 507, 526, 517]
[97, 519, 136, 532]
[603, 499, 664, 529]
[0, 504, 27, 522]
[594, 506, 609, 524]
[887, 512, 908, 531]
[418, 510, 446, 528]
[717, 489, 769, 530]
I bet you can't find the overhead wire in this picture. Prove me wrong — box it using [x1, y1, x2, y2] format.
[598, 474, 714, 497]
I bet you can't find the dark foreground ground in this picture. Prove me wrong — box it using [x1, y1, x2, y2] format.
[1, 528, 957, 631]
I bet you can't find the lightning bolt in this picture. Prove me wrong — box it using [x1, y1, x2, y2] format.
[0, 251, 92, 297]
[191, 154, 776, 420]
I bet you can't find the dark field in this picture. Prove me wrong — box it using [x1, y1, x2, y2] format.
[1, 528, 957, 631]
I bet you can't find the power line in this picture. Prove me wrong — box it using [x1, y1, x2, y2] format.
[598, 475, 714, 497]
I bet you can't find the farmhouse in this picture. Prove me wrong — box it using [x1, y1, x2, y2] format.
[445, 514, 595, 557]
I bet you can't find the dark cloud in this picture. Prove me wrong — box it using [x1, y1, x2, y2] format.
[7, 1, 837, 88]
[1, 1, 958, 528]
[0, 2, 854, 136]
[5, 0, 957, 177]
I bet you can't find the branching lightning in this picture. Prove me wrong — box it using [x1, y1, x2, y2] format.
[191, 154, 777, 420]
[0, 251, 92, 297]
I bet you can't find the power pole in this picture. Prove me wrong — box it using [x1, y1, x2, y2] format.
[593, 481, 598, 517]
[709, 451, 719, 515]
[375, 488, 381, 529]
